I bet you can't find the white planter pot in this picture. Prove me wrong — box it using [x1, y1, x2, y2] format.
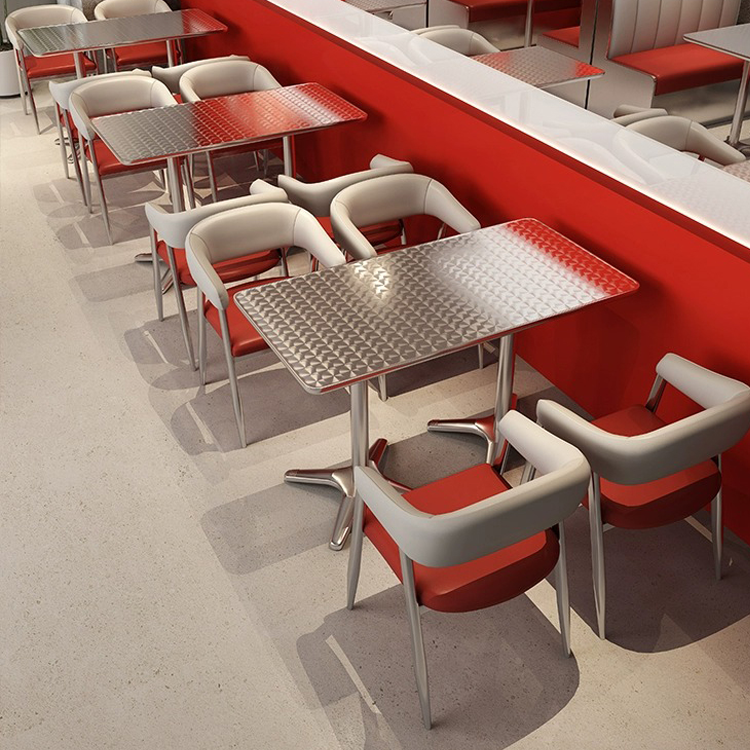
[0, 48, 20, 98]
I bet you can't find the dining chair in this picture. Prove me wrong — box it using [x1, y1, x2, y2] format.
[537, 353, 750, 640]
[349, 410, 591, 728]
[179, 58, 283, 200]
[625, 115, 746, 166]
[5, 5, 96, 133]
[330, 172, 483, 400]
[49, 69, 152, 205]
[151, 55, 250, 98]
[185, 204, 347, 448]
[145, 180, 289, 370]
[69, 75, 179, 243]
[610, 104, 668, 126]
[94, 0, 174, 71]
[416, 27, 499, 55]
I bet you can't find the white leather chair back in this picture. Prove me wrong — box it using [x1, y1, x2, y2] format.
[179, 59, 281, 102]
[151, 55, 250, 94]
[355, 411, 591, 568]
[278, 154, 413, 217]
[94, 0, 170, 20]
[186, 204, 347, 309]
[49, 69, 151, 111]
[69, 75, 176, 139]
[5, 5, 87, 49]
[609, 0, 741, 57]
[418, 27, 499, 56]
[537, 353, 750, 485]
[330, 173, 481, 260]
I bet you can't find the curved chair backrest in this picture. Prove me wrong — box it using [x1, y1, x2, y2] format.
[49, 69, 151, 111]
[626, 115, 746, 165]
[179, 59, 281, 102]
[94, 0, 170, 20]
[609, 0, 740, 57]
[278, 154, 414, 217]
[330, 173, 481, 260]
[151, 55, 250, 94]
[355, 411, 591, 568]
[145, 180, 288, 249]
[69, 75, 176, 139]
[418, 28, 499, 56]
[186, 204, 347, 310]
[611, 104, 669, 126]
[412, 25, 461, 34]
[5, 5, 87, 49]
[537, 353, 750, 485]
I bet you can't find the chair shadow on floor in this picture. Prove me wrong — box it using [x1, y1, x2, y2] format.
[297, 585, 580, 748]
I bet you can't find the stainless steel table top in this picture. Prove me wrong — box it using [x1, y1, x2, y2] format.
[685, 23, 750, 62]
[345, 0, 425, 12]
[723, 160, 750, 182]
[235, 219, 639, 395]
[17, 8, 226, 56]
[91, 83, 367, 165]
[472, 47, 604, 89]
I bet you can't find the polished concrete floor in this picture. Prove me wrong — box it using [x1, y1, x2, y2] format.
[2, 85, 750, 750]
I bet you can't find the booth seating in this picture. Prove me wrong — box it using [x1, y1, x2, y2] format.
[145, 182, 289, 370]
[5, 5, 97, 133]
[69, 75, 178, 243]
[48, 70, 151, 206]
[415, 26, 499, 54]
[185, 204, 347, 448]
[94, 0, 173, 70]
[349, 410, 591, 728]
[429, 0, 581, 28]
[179, 59, 283, 200]
[538, 354, 750, 640]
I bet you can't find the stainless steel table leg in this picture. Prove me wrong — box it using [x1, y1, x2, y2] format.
[728, 60, 750, 149]
[524, 0, 536, 47]
[282, 136, 296, 177]
[74, 52, 85, 79]
[427, 334, 516, 466]
[166, 39, 176, 67]
[284, 382, 408, 551]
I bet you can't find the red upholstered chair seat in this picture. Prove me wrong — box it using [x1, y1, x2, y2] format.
[543, 25, 580, 47]
[612, 43, 744, 96]
[204, 277, 288, 358]
[364, 464, 560, 613]
[114, 41, 169, 67]
[449, 0, 580, 23]
[25, 53, 96, 78]
[85, 138, 166, 176]
[156, 241, 281, 287]
[584, 406, 722, 529]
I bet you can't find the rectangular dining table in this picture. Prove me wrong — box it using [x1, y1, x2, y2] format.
[90, 82, 368, 213]
[17, 8, 227, 78]
[685, 24, 750, 149]
[234, 219, 639, 551]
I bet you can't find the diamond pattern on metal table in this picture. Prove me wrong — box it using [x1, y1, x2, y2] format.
[235, 219, 638, 394]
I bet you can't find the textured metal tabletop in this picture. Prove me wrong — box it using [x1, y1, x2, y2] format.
[17, 9, 226, 56]
[235, 220, 638, 394]
[685, 23, 750, 62]
[723, 160, 750, 183]
[91, 83, 367, 165]
[345, 0, 425, 12]
[472, 47, 604, 89]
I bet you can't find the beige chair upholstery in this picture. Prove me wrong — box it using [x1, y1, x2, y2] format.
[417, 27, 499, 56]
[94, 0, 170, 19]
[179, 59, 281, 102]
[151, 55, 250, 94]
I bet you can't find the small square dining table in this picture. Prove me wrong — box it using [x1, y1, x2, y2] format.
[234, 219, 639, 551]
[17, 8, 227, 78]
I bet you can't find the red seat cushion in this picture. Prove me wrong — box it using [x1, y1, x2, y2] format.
[364, 464, 560, 613]
[542, 25, 580, 47]
[449, 0, 580, 23]
[585, 406, 722, 530]
[24, 53, 96, 79]
[86, 138, 166, 176]
[114, 41, 169, 67]
[204, 277, 287, 358]
[156, 241, 281, 287]
[316, 216, 404, 247]
[612, 43, 745, 96]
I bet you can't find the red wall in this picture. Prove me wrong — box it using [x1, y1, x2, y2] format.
[186, 0, 750, 545]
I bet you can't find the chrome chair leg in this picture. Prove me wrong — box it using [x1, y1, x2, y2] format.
[555, 521, 572, 657]
[219, 311, 247, 448]
[18, 53, 39, 133]
[150, 231, 164, 322]
[377, 374, 388, 402]
[54, 105, 70, 179]
[13, 53, 27, 116]
[207, 152, 219, 202]
[64, 118, 86, 206]
[400, 550, 431, 729]
[90, 147, 113, 244]
[346, 493, 365, 610]
[477, 343, 485, 370]
[164, 246, 196, 370]
[79, 134, 92, 213]
[197, 289, 207, 385]
[181, 159, 196, 209]
[589, 475, 607, 640]
[712, 455, 723, 580]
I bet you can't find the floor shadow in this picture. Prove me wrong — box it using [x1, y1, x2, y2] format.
[297, 586, 580, 746]
[74, 259, 156, 302]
